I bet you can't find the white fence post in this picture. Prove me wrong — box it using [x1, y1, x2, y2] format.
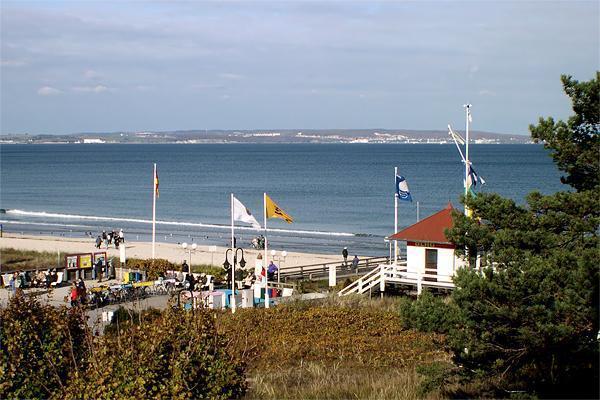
[417, 272, 422, 295]
[329, 264, 336, 287]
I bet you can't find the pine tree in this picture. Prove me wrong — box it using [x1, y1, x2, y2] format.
[445, 73, 599, 397]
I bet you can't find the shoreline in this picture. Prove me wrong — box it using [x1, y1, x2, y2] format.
[0, 233, 344, 269]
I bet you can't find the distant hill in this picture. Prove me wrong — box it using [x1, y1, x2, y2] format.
[0, 129, 531, 144]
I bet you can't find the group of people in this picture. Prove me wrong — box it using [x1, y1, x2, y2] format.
[164, 263, 210, 292]
[342, 247, 360, 269]
[69, 278, 87, 307]
[7, 269, 61, 296]
[95, 229, 125, 249]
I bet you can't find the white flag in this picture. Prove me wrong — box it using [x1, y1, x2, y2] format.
[233, 197, 261, 228]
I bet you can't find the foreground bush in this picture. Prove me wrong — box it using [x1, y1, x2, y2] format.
[0, 296, 89, 399]
[399, 290, 462, 334]
[64, 308, 246, 399]
[0, 297, 246, 399]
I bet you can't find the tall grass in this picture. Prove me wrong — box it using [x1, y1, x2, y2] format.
[217, 297, 449, 399]
[0, 247, 64, 272]
[247, 363, 441, 400]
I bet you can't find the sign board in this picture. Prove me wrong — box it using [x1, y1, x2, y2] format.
[66, 255, 79, 269]
[80, 254, 92, 269]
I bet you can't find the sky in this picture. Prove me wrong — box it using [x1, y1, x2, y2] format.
[1, 1, 598, 135]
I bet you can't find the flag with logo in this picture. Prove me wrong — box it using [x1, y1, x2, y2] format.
[466, 165, 485, 194]
[395, 175, 412, 202]
[233, 196, 261, 228]
[265, 194, 293, 223]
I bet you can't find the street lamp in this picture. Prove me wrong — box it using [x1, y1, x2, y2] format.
[223, 247, 246, 313]
[280, 251, 287, 284]
[384, 237, 391, 262]
[181, 242, 197, 272]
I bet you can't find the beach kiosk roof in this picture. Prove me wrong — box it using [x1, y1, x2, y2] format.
[389, 202, 455, 244]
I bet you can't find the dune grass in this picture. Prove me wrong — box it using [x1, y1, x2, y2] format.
[217, 295, 449, 399]
[0, 247, 65, 272]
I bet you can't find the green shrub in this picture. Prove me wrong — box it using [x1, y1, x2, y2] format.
[0, 296, 90, 399]
[1, 297, 247, 399]
[63, 308, 247, 399]
[399, 290, 462, 334]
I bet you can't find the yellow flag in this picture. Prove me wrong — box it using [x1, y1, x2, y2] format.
[265, 194, 293, 223]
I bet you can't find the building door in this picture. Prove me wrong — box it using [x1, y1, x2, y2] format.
[424, 249, 438, 282]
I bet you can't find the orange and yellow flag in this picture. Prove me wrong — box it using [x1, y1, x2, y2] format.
[265, 194, 293, 223]
[154, 167, 159, 198]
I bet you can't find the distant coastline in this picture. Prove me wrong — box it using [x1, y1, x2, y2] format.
[0, 128, 532, 145]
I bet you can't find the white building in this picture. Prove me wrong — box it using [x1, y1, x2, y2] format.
[389, 203, 466, 285]
[339, 203, 466, 296]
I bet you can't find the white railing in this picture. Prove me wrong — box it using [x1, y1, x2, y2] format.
[338, 261, 455, 296]
[338, 262, 407, 296]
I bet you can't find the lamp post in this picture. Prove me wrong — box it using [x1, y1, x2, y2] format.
[384, 237, 391, 262]
[279, 251, 287, 284]
[223, 247, 246, 313]
[181, 242, 197, 272]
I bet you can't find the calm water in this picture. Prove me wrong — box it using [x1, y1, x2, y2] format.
[0, 144, 564, 255]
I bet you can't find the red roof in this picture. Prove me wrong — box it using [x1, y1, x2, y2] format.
[389, 203, 455, 244]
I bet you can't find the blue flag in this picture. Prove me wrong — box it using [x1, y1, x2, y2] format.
[395, 175, 412, 202]
[467, 165, 486, 191]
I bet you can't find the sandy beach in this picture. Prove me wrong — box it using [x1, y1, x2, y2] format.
[0, 233, 344, 269]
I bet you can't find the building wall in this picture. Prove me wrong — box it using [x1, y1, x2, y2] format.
[406, 245, 465, 282]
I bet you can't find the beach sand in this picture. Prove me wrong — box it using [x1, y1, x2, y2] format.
[0, 233, 343, 269]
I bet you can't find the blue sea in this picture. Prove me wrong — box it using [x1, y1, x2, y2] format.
[0, 144, 565, 256]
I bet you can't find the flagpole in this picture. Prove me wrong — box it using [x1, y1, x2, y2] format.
[152, 163, 156, 259]
[231, 193, 236, 313]
[464, 104, 471, 216]
[394, 167, 398, 265]
[263, 193, 270, 309]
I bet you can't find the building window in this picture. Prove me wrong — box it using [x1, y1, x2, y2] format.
[425, 249, 438, 282]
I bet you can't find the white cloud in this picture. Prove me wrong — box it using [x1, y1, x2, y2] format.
[37, 86, 61, 96]
[72, 85, 112, 93]
[1, 59, 27, 67]
[83, 69, 102, 79]
[218, 73, 244, 80]
[478, 89, 496, 96]
[135, 85, 155, 91]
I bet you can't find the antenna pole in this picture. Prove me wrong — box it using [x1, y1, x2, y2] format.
[464, 104, 471, 216]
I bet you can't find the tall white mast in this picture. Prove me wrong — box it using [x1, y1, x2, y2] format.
[394, 166, 398, 265]
[152, 163, 157, 259]
[464, 104, 471, 216]
[263, 193, 270, 309]
[230, 193, 236, 313]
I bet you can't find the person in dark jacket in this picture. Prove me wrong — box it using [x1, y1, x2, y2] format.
[342, 247, 349, 267]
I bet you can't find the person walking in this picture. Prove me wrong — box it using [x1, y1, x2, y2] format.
[342, 247, 349, 267]
[182, 260, 190, 273]
[119, 228, 124, 243]
[95, 235, 102, 249]
[352, 255, 359, 271]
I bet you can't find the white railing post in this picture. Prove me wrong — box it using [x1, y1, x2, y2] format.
[417, 272, 422, 295]
[329, 264, 336, 287]
[379, 265, 385, 293]
[358, 278, 363, 294]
